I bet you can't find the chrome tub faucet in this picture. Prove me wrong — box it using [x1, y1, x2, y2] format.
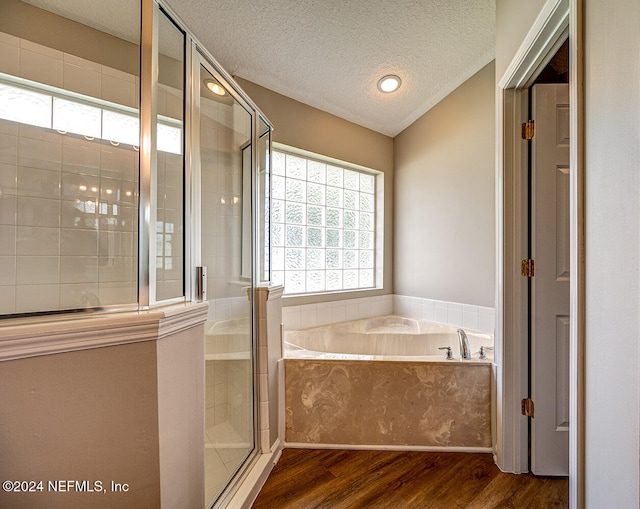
[457, 328, 471, 360]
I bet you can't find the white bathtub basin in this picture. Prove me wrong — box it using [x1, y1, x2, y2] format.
[284, 315, 493, 362]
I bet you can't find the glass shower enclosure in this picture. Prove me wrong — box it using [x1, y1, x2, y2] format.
[0, 0, 272, 505]
[195, 56, 257, 505]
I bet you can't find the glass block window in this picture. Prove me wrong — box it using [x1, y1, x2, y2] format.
[271, 149, 377, 294]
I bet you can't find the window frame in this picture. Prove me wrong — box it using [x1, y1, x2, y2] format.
[271, 144, 382, 297]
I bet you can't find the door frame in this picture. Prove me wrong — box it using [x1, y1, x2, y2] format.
[495, 0, 584, 506]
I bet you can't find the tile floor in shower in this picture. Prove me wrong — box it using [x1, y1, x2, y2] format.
[205, 421, 252, 503]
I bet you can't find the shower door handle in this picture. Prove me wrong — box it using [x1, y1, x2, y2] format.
[196, 266, 207, 302]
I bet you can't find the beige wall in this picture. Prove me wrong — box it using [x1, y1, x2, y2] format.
[235, 78, 394, 304]
[496, 0, 640, 504]
[495, 0, 548, 79]
[157, 325, 205, 509]
[0, 342, 162, 509]
[0, 0, 139, 75]
[393, 61, 495, 307]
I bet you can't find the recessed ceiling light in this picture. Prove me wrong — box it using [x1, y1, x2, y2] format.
[377, 75, 401, 93]
[204, 79, 226, 96]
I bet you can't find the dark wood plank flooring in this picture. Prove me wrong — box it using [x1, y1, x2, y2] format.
[252, 449, 568, 508]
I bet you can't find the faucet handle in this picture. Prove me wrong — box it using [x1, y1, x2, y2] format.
[479, 345, 494, 360]
[438, 346, 454, 360]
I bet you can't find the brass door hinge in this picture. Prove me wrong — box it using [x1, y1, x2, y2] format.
[521, 259, 535, 277]
[522, 398, 535, 418]
[522, 120, 535, 140]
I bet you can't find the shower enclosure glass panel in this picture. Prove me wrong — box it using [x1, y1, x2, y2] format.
[198, 61, 255, 507]
[258, 117, 271, 283]
[155, 10, 185, 302]
[0, 0, 141, 315]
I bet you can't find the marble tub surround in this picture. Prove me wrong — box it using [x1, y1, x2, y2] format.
[285, 359, 491, 449]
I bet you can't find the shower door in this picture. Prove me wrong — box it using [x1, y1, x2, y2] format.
[194, 53, 257, 507]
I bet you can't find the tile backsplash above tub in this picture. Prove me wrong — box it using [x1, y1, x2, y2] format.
[282, 294, 495, 335]
[282, 295, 393, 331]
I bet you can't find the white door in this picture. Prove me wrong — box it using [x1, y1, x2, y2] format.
[531, 83, 570, 476]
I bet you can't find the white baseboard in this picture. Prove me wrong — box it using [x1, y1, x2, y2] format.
[226, 439, 283, 509]
[284, 442, 493, 454]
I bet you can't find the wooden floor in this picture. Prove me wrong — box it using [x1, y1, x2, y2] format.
[252, 449, 568, 508]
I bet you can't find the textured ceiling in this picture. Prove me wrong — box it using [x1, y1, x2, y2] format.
[23, 0, 496, 137]
[171, 0, 496, 137]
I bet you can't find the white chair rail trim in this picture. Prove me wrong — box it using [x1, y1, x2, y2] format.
[0, 302, 209, 361]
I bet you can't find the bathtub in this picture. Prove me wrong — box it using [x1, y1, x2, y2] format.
[285, 315, 493, 361]
[284, 315, 493, 451]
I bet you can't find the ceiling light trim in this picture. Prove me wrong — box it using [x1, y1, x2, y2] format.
[204, 79, 226, 96]
[377, 75, 401, 93]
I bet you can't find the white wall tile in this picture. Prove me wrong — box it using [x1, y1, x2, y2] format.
[101, 73, 137, 109]
[164, 88, 183, 120]
[0, 196, 17, 226]
[18, 137, 62, 171]
[102, 203, 135, 232]
[410, 297, 424, 319]
[0, 256, 16, 285]
[17, 255, 59, 285]
[207, 300, 217, 321]
[101, 64, 135, 82]
[62, 137, 101, 174]
[17, 166, 61, 198]
[97, 281, 135, 306]
[259, 402, 269, 429]
[380, 294, 393, 314]
[213, 297, 229, 321]
[478, 309, 495, 334]
[316, 302, 334, 326]
[299, 303, 318, 329]
[423, 299, 436, 321]
[16, 284, 59, 313]
[345, 300, 359, 321]
[231, 297, 249, 318]
[16, 226, 59, 255]
[98, 256, 132, 282]
[61, 199, 96, 230]
[0, 226, 15, 255]
[371, 295, 391, 316]
[478, 305, 495, 315]
[462, 304, 480, 330]
[330, 302, 347, 324]
[61, 172, 100, 200]
[100, 145, 136, 178]
[392, 294, 401, 314]
[0, 285, 15, 314]
[395, 295, 411, 316]
[0, 32, 19, 47]
[0, 33, 145, 315]
[435, 302, 448, 324]
[282, 306, 300, 330]
[63, 54, 101, 98]
[447, 303, 463, 328]
[0, 119, 18, 136]
[60, 256, 98, 284]
[18, 124, 61, 143]
[357, 297, 372, 319]
[0, 164, 17, 197]
[0, 39, 19, 76]
[19, 39, 62, 59]
[19, 46, 63, 88]
[0, 132, 18, 165]
[60, 283, 99, 309]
